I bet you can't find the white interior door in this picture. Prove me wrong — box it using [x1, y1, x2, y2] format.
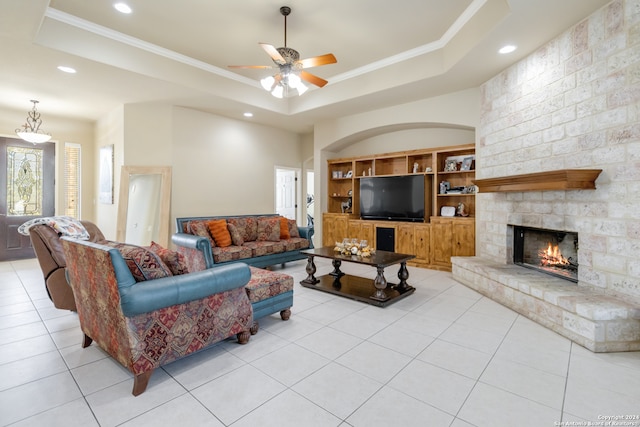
[275, 167, 298, 220]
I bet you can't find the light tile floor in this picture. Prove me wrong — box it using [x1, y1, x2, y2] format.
[1, 257, 639, 426]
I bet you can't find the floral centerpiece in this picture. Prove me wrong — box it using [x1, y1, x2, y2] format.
[334, 238, 375, 257]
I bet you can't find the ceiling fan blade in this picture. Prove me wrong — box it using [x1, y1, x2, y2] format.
[297, 53, 337, 68]
[260, 43, 286, 64]
[228, 65, 276, 69]
[300, 70, 328, 88]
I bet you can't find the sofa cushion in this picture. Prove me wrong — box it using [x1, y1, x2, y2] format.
[149, 241, 189, 275]
[282, 237, 310, 251]
[242, 240, 286, 257]
[279, 217, 290, 239]
[227, 217, 258, 242]
[245, 267, 294, 303]
[287, 219, 300, 238]
[257, 217, 280, 242]
[102, 241, 172, 282]
[212, 245, 253, 264]
[189, 220, 216, 248]
[208, 219, 232, 247]
[228, 223, 244, 246]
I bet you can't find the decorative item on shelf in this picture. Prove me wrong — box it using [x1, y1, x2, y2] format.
[456, 202, 469, 217]
[347, 189, 353, 196]
[15, 100, 51, 144]
[425, 167, 432, 173]
[334, 238, 375, 257]
[441, 206, 456, 217]
[340, 197, 352, 213]
[332, 171, 338, 179]
[368, 167, 372, 176]
[460, 156, 474, 171]
[462, 185, 476, 194]
[444, 159, 458, 172]
[413, 162, 419, 173]
[446, 186, 465, 194]
[439, 181, 450, 194]
[345, 170, 353, 178]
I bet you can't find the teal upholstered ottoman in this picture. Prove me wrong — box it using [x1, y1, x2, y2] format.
[246, 267, 293, 334]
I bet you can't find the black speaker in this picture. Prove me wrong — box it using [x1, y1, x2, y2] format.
[376, 227, 395, 252]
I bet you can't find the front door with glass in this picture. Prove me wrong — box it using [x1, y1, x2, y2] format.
[0, 137, 55, 261]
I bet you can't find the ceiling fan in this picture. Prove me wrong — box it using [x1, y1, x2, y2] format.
[228, 6, 337, 97]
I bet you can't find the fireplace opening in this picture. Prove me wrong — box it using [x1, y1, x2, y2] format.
[513, 225, 578, 283]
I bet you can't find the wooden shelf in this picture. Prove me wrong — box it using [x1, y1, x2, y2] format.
[473, 169, 602, 193]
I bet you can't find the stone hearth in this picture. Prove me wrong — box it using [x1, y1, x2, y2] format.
[452, 257, 640, 352]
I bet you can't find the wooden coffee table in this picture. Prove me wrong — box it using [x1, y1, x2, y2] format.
[300, 247, 416, 307]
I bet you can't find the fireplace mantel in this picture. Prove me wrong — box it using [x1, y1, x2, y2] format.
[473, 169, 602, 193]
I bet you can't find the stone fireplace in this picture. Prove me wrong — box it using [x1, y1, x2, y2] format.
[451, 0, 640, 353]
[512, 225, 578, 283]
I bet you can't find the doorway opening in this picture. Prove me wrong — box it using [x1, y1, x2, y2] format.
[275, 167, 300, 222]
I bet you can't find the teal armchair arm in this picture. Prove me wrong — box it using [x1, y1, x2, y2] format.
[110, 248, 251, 316]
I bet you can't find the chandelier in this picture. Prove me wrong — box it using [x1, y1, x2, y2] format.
[15, 100, 52, 144]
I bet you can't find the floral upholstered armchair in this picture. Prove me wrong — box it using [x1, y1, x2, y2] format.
[61, 237, 254, 396]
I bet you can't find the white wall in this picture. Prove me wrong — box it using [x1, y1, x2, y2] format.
[336, 128, 475, 159]
[170, 107, 302, 225]
[95, 106, 124, 240]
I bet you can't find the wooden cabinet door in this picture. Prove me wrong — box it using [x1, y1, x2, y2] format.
[453, 221, 475, 257]
[360, 222, 375, 247]
[322, 215, 334, 247]
[396, 224, 415, 255]
[348, 220, 361, 239]
[414, 224, 430, 263]
[323, 214, 349, 247]
[348, 220, 375, 245]
[431, 219, 452, 265]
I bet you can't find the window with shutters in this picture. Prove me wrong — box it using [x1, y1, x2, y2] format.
[64, 143, 81, 218]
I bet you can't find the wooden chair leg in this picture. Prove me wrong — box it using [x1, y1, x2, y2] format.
[237, 330, 250, 344]
[82, 334, 93, 348]
[132, 370, 153, 396]
[280, 308, 291, 321]
[250, 321, 259, 335]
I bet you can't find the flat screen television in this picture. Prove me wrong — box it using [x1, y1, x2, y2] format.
[359, 175, 425, 222]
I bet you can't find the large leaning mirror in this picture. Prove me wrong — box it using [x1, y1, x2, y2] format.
[116, 166, 172, 247]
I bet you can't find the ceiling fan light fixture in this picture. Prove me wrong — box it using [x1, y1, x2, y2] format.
[296, 81, 308, 95]
[287, 73, 301, 87]
[272, 85, 284, 98]
[229, 5, 336, 98]
[15, 100, 51, 144]
[261, 75, 276, 91]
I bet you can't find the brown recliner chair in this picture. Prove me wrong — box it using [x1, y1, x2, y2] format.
[29, 221, 105, 311]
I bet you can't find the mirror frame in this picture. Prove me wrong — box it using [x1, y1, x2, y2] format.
[116, 166, 172, 247]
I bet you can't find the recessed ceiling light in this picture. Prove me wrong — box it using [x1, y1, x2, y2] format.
[243, 112, 254, 118]
[114, 3, 132, 14]
[499, 45, 517, 54]
[57, 66, 76, 74]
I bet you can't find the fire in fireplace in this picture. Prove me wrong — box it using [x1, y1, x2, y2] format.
[512, 225, 578, 283]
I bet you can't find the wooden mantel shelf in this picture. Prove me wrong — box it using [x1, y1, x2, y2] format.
[473, 169, 602, 193]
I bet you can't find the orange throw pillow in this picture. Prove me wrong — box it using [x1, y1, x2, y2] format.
[207, 219, 232, 247]
[279, 216, 290, 239]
